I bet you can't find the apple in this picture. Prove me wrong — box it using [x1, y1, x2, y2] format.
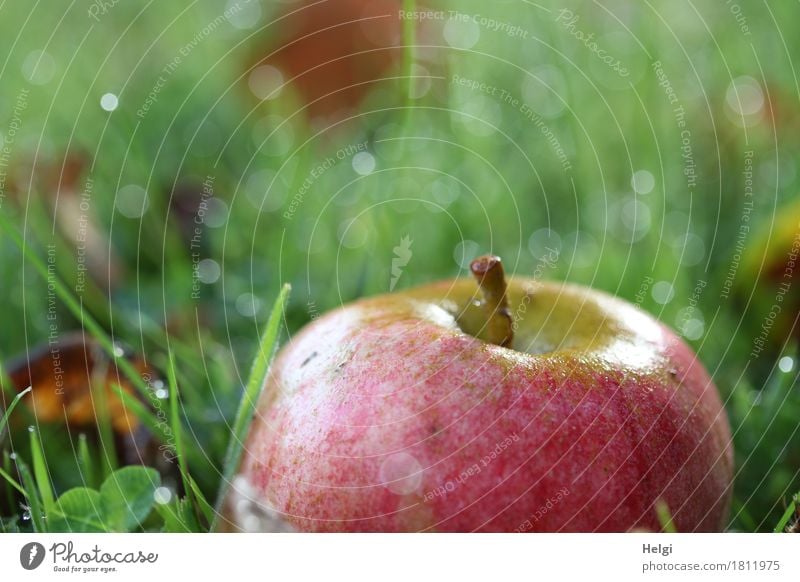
[225, 255, 733, 532]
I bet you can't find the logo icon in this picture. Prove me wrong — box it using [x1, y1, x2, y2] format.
[390, 235, 413, 291]
[20, 542, 45, 570]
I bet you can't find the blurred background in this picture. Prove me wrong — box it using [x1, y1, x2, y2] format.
[0, 0, 798, 531]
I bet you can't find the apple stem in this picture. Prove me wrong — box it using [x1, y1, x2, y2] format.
[457, 255, 514, 347]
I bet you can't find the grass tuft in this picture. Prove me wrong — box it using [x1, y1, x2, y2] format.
[213, 283, 291, 528]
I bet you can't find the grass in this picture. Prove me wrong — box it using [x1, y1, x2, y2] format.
[0, 0, 799, 532]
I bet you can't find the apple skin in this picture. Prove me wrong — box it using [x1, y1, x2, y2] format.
[234, 276, 733, 532]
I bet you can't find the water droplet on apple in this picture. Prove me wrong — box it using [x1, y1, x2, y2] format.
[228, 475, 295, 532]
[379, 452, 423, 495]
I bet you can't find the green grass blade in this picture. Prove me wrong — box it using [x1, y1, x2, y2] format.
[0, 359, 18, 401]
[213, 284, 290, 526]
[2, 451, 19, 509]
[188, 475, 214, 525]
[91, 365, 118, 477]
[78, 433, 97, 489]
[110, 385, 169, 443]
[29, 428, 55, 511]
[0, 386, 31, 438]
[655, 499, 677, 533]
[17, 461, 45, 532]
[773, 494, 798, 533]
[167, 350, 200, 525]
[0, 464, 26, 497]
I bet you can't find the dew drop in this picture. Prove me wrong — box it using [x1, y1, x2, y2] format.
[100, 93, 119, 112]
[379, 452, 423, 495]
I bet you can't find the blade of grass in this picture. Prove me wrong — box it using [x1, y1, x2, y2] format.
[0, 386, 31, 438]
[188, 475, 214, 526]
[110, 384, 202, 467]
[773, 494, 798, 533]
[2, 451, 19, 508]
[17, 461, 44, 532]
[0, 464, 26, 497]
[78, 433, 97, 489]
[655, 499, 677, 533]
[29, 428, 55, 511]
[91, 362, 118, 477]
[0, 359, 17, 401]
[167, 350, 199, 525]
[111, 385, 169, 444]
[212, 283, 290, 528]
[0, 212, 154, 404]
